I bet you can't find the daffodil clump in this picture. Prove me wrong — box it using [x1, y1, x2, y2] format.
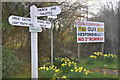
[61, 60, 77, 67]
[70, 66, 90, 75]
[38, 65, 60, 73]
[103, 53, 117, 58]
[90, 52, 117, 59]
[38, 65, 60, 78]
[57, 57, 90, 76]
[38, 57, 91, 79]
[55, 57, 72, 64]
[54, 57, 77, 74]
[89, 52, 118, 63]
[65, 66, 90, 78]
[54, 57, 77, 68]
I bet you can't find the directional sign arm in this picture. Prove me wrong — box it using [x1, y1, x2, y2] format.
[8, 15, 52, 28]
[37, 6, 61, 16]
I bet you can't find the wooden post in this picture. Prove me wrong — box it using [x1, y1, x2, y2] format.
[78, 44, 80, 61]
[102, 43, 104, 54]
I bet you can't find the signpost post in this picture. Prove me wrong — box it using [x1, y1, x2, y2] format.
[30, 5, 39, 79]
[51, 20, 54, 65]
[8, 5, 61, 79]
[47, 15, 57, 65]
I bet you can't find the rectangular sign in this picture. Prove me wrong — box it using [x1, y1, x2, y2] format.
[8, 15, 51, 28]
[37, 6, 61, 16]
[76, 21, 104, 43]
[29, 27, 42, 32]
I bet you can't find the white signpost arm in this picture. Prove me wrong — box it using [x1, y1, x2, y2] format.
[30, 5, 39, 79]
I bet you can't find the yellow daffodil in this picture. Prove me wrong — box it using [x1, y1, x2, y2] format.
[84, 69, 86, 72]
[62, 76, 67, 79]
[61, 63, 66, 67]
[71, 69, 74, 72]
[61, 64, 64, 66]
[90, 55, 97, 59]
[111, 54, 114, 57]
[50, 67, 53, 69]
[93, 52, 97, 55]
[113, 54, 117, 58]
[46, 68, 49, 71]
[79, 67, 83, 71]
[65, 61, 67, 64]
[51, 65, 54, 67]
[74, 67, 77, 69]
[55, 69, 60, 72]
[99, 52, 103, 55]
[72, 62, 74, 64]
[104, 54, 108, 57]
[85, 70, 89, 75]
[96, 52, 99, 56]
[90, 55, 94, 57]
[75, 69, 79, 72]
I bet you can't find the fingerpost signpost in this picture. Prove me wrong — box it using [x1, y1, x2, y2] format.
[8, 5, 61, 79]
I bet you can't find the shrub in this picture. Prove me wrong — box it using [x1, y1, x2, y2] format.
[2, 47, 24, 77]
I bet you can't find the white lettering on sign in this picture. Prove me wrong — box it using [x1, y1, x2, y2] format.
[76, 21, 104, 43]
[8, 15, 51, 28]
[37, 6, 61, 16]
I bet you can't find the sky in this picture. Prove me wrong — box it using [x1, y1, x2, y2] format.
[61, 0, 119, 17]
[86, 0, 119, 14]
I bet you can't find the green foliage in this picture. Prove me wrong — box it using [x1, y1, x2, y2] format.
[86, 58, 96, 65]
[2, 47, 24, 77]
[67, 72, 84, 78]
[54, 57, 66, 68]
[39, 69, 55, 78]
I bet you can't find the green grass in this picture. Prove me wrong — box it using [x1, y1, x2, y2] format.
[6, 71, 118, 78]
[7, 72, 30, 78]
[77, 58, 118, 70]
[85, 72, 118, 78]
[7, 71, 118, 78]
